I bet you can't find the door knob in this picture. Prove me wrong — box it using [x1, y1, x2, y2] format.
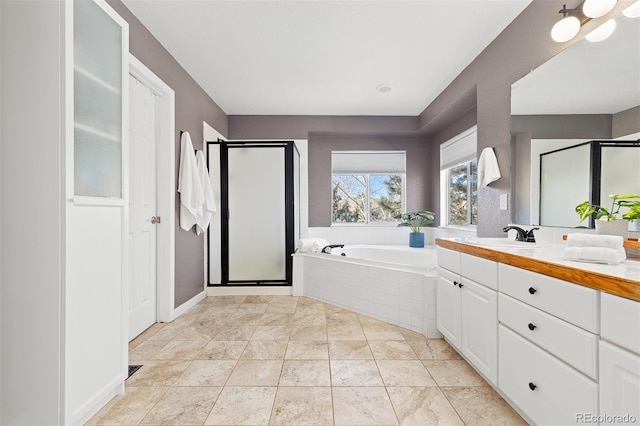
[151, 216, 161, 224]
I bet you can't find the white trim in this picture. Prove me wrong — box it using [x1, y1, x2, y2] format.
[172, 291, 207, 319]
[129, 54, 175, 324]
[207, 286, 293, 296]
[203, 122, 226, 286]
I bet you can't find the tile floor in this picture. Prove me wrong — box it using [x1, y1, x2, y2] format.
[87, 295, 526, 425]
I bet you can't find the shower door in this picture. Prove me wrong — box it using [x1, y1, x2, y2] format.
[215, 141, 295, 286]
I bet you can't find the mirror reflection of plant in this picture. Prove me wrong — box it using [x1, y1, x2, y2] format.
[396, 211, 436, 233]
[575, 194, 640, 223]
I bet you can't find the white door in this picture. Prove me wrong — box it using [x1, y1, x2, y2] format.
[128, 75, 158, 340]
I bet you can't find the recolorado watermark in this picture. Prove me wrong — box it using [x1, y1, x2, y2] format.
[576, 413, 638, 424]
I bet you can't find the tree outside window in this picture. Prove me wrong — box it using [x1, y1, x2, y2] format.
[447, 159, 478, 226]
[332, 174, 403, 224]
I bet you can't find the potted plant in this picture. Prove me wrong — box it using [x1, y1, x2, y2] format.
[575, 194, 640, 236]
[396, 210, 436, 247]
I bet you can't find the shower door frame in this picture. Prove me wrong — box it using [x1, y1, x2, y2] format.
[207, 140, 295, 287]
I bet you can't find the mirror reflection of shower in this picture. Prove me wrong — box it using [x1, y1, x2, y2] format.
[510, 9, 640, 227]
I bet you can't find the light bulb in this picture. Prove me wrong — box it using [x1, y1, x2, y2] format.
[622, 0, 640, 18]
[551, 16, 581, 42]
[583, 0, 617, 18]
[586, 18, 617, 41]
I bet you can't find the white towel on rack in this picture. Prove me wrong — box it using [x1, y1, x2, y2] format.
[178, 132, 204, 231]
[195, 150, 216, 235]
[478, 147, 501, 187]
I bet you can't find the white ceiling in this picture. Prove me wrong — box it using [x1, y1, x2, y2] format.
[122, 0, 531, 116]
[511, 12, 640, 115]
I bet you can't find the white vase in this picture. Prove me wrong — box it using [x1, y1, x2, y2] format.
[629, 220, 640, 232]
[595, 219, 629, 239]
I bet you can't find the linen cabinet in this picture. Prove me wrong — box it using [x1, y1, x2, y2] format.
[1, 0, 129, 424]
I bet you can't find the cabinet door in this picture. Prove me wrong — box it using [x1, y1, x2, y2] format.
[461, 278, 497, 385]
[437, 267, 461, 350]
[600, 341, 640, 423]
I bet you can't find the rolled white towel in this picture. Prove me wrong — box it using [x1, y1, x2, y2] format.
[566, 233, 624, 249]
[564, 246, 626, 265]
[296, 238, 330, 253]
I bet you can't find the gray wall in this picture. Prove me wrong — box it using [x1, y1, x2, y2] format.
[228, 116, 428, 226]
[417, 0, 633, 236]
[108, 1, 228, 307]
[308, 134, 433, 227]
[229, 115, 419, 140]
[613, 106, 640, 139]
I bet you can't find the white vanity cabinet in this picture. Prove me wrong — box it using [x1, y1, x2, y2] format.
[437, 247, 498, 385]
[498, 264, 599, 425]
[599, 293, 640, 424]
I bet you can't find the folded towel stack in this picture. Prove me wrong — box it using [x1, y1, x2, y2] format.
[296, 238, 331, 253]
[564, 233, 626, 264]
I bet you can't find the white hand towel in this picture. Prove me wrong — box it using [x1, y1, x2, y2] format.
[478, 147, 501, 187]
[564, 246, 626, 264]
[195, 150, 217, 236]
[178, 132, 204, 231]
[295, 238, 330, 253]
[566, 233, 624, 249]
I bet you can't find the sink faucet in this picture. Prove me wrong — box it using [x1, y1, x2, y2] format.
[502, 226, 539, 243]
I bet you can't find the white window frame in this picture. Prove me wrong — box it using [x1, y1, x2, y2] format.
[331, 151, 406, 226]
[440, 126, 478, 228]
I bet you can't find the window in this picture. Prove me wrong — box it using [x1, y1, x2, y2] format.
[440, 127, 478, 226]
[446, 160, 478, 225]
[331, 151, 405, 224]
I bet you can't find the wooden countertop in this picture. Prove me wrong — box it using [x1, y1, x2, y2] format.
[435, 238, 640, 302]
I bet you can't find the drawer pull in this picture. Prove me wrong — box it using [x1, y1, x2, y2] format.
[528, 382, 537, 391]
[528, 287, 537, 295]
[458, 283, 464, 288]
[528, 323, 537, 331]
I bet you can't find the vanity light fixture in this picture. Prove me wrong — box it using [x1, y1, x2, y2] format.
[585, 18, 617, 41]
[551, 4, 582, 42]
[583, 0, 617, 18]
[622, 0, 640, 18]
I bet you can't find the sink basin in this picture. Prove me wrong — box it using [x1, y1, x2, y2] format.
[450, 237, 549, 249]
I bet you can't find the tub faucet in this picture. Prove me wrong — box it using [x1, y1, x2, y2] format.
[502, 226, 539, 243]
[321, 244, 344, 254]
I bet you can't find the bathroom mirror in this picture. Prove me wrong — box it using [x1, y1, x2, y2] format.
[510, 11, 640, 227]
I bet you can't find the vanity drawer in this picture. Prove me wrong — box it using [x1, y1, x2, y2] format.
[499, 293, 598, 379]
[461, 253, 497, 290]
[499, 325, 598, 426]
[437, 247, 460, 274]
[601, 292, 640, 355]
[498, 264, 599, 333]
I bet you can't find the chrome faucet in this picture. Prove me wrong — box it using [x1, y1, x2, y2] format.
[502, 226, 539, 243]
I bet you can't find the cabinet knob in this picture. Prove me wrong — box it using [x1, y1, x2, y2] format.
[528, 382, 537, 391]
[458, 283, 464, 288]
[453, 281, 459, 286]
[528, 323, 537, 331]
[528, 287, 537, 295]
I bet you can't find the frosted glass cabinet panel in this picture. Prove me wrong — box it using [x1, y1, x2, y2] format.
[73, 0, 123, 198]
